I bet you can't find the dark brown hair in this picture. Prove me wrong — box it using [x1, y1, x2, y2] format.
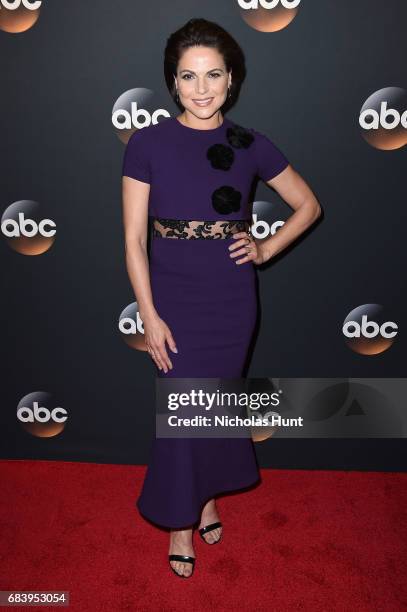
[164, 18, 246, 113]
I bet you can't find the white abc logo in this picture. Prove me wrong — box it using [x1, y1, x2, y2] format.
[343, 315, 398, 339]
[0, 0, 41, 9]
[112, 102, 170, 130]
[359, 101, 407, 130]
[1, 212, 56, 238]
[250, 213, 285, 239]
[17, 401, 67, 424]
[238, 0, 301, 9]
[119, 312, 144, 335]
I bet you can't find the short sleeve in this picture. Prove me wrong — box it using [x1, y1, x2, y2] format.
[251, 129, 289, 182]
[122, 130, 151, 184]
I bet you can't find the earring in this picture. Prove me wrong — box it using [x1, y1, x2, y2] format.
[175, 89, 179, 102]
[228, 85, 232, 98]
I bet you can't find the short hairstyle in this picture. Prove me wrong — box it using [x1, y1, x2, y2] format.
[164, 18, 246, 113]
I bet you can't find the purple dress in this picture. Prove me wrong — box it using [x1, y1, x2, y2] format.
[122, 115, 289, 529]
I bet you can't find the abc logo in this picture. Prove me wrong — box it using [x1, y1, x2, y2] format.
[343, 305, 397, 355]
[0, 0, 41, 33]
[245, 379, 288, 443]
[237, 0, 301, 32]
[112, 88, 170, 144]
[359, 87, 407, 150]
[251, 410, 281, 443]
[0, 0, 41, 8]
[251, 201, 290, 240]
[360, 102, 407, 131]
[1, 201, 56, 255]
[250, 212, 284, 239]
[238, 0, 300, 7]
[17, 392, 67, 438]
[119, 302, 147, 351]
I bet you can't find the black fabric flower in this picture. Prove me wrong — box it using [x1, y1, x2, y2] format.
[211, 186, 242, 215]
[226, 123, 255, 149]
[206, 144, 235, 170]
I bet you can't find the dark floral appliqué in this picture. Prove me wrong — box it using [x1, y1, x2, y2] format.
[226, 123, 255, 149]
[206, 144, 235, 170]
[211, 186, 242, 215]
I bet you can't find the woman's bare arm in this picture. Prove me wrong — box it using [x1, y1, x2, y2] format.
[258, 165, 322, 262]
[122, 176, 155, 320]
[122, 175, 177, 372]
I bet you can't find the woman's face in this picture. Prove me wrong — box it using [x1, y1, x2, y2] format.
[174, 45, 231, 118]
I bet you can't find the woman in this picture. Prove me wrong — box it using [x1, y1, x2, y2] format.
[122, 18, 321, 578]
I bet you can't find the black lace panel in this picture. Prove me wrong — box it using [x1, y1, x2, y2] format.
[152, 218, 250, 240]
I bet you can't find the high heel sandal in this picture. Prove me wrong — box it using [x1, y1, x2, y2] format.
[198, 521, 223, 544]
[168, 554, 195, 578]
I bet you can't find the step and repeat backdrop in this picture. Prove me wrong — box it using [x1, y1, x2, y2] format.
[1, 1, 406, 470]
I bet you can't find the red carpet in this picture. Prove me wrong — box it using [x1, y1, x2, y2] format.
[0, 460, 406, 611]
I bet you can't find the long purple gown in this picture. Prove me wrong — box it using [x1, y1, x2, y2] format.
[122, 115, 289, 528]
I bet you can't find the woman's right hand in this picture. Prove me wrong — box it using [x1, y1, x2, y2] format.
[142, 313, 178, 373]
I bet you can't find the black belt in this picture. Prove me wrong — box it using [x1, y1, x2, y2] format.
[152, 218, 251, 240]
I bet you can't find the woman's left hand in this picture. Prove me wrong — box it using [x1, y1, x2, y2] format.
[228, 230, 267, 265]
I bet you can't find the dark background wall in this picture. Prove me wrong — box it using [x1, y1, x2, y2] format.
[1, 0, 406, 470]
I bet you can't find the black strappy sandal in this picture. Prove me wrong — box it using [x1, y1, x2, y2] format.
[198, 521, 223, 544]
[168, 554, 195, 578]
